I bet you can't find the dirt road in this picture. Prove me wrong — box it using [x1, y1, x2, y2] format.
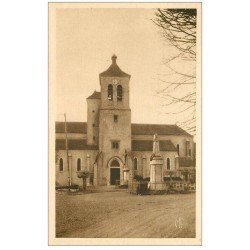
[56, 190, 195, 238]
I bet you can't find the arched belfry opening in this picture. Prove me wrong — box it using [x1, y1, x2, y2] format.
[108, 84, 113, 100]
[117, 85, 122, 101]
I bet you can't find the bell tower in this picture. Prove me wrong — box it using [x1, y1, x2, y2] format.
[98, 55, 132, 185]
[99, 55, 130, 110]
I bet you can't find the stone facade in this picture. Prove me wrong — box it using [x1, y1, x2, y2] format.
[55, 55, 195, 187]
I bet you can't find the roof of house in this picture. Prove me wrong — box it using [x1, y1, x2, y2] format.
[55, 122, 191, 136]
[56, 139, 98, 150]
[131, 123, 191, 136]
[55, 122, 87, 134]
[87, 91, 101, 99]
[56, 139, 176, 152]
[132, 140, 177, 151]
[99, 55, 130, 78]
[179, 157, 195, 167]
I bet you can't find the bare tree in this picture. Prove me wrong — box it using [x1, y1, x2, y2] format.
[153, 9, 197, 135]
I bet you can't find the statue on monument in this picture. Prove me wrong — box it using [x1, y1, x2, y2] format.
[153, 134, 160, 156]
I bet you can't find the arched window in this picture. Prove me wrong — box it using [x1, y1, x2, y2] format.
[117, 85, 122, 101]
[177, 144, 180, 155]
[133, 158, 138, 171]
[108, 84, 113, 100]
[59, 158, 63, 172]
[167, 158, 171, 170]
[77, 158, 81, 171]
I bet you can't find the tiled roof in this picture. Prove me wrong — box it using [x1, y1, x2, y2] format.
[55, 122, 87, 134]
[179, 157, 195, 167]
[131, 124, 191, 136]
[87, 91, 101, 99]
[132, 140, 177, 151]
[99, 55, 130, 78]
[56, 139, 98, 150]
[56, 138, 176, 152]
[55, 122, 191, 136]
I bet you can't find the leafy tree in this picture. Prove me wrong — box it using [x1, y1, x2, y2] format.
[133, 175, 143, 181]
[153, 9, 197, 134]
[168, 170, 175, 181]
[77, 170, 90, 191]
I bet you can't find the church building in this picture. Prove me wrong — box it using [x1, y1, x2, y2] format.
[55, 55, 195, 187]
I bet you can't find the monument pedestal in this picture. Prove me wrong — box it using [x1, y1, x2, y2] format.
[149, 156, 165, 190]
[149, 134, 165, 191]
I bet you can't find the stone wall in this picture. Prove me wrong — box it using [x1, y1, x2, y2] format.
[99, 109, 132, 185]
[55, 149, 98, 186]
[100, 76, 130, 110]
[87, 98, 100, 145]
[131, 151, 178, 179]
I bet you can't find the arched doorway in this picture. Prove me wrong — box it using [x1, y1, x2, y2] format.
[109, 158, 121, 185]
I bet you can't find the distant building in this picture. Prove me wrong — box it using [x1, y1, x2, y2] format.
[55, 55, 195, 186]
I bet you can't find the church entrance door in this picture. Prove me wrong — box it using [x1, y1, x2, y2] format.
[110, 168, 120, 185]
[109, 159, 121, 185]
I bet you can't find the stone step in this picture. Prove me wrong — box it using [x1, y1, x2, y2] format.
[86, 185, 127, 193]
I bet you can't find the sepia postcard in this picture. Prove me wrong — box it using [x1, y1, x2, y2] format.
[49, 2, 201, 245]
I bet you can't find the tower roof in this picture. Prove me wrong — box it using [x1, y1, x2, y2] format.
[99, 55, 130, 78]
[87, 91, 101, 99]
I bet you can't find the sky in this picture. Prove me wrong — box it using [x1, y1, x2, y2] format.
[55, 8, 187, 124]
